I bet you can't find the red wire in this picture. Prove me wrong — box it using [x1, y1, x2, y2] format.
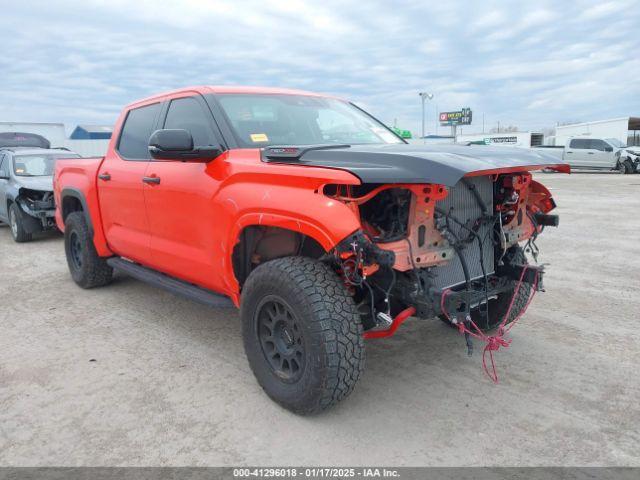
[442, 265, 539, 383]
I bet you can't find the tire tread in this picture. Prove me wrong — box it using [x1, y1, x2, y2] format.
[241, 256, 364, 414]
[65, 212, 113, 288]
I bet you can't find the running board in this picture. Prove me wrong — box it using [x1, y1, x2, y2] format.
[107, 257, 235, 309]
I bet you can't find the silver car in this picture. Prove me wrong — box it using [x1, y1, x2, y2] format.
[0, 147, 80, 242]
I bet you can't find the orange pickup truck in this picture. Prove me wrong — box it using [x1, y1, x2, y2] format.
[54, 86, 567, 414]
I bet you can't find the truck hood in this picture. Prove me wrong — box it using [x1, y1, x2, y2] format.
[15, 175, 53, 191]
[288, 144, 568, 186]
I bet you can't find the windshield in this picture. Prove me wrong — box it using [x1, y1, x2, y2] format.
[216, 94, 403, 147]
[13, 153, 80, 177]
[606, 138, 627, 148]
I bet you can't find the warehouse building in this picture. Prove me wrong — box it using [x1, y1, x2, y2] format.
[455, 131, 544, 147]
[70, 124, 113, 140]
[554, 117, 640, 146]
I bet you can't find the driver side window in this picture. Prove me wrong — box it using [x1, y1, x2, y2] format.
[163, 96, 218, 148]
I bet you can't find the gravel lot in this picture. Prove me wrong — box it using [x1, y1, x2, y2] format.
[1, 172, 639, 466]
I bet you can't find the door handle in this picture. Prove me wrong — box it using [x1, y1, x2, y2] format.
[566, 151, 573, 154]
[98, 173, 111, 181]
[142, 176, 161, 185]
[587, 152, 595, 154]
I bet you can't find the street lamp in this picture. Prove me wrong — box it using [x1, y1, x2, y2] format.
[419, 92, 434, 142]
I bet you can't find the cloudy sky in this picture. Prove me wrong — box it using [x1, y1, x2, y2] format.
[1, 0, 639, 135]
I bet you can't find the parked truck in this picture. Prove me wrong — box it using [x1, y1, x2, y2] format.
[535, 136, 640, 173]
[54, 86, 567, 414]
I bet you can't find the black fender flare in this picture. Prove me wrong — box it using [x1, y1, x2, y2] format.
[60, 188, 94, 235]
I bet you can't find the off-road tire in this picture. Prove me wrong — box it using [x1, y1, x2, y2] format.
[64, 212, 113, 288]
[471, 246, 533, 331]
[241, 256, 364, 415]
[9, 203, 32, 243]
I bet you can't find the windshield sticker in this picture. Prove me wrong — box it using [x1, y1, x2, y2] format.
[15, 168, 25, 173]
[250, 133, 269, 142]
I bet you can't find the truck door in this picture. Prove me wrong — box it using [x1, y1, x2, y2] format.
[565, 138, 590, 167]
[97, 102, 161, 264]
[589, 139, 614, 168]
[142, 94, 226, 292]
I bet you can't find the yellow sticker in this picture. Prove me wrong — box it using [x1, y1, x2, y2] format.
[250, 133, 269, 142]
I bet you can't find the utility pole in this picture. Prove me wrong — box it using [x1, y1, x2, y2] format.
[419, 92, 434, 143]
[482, 113, 485, 134]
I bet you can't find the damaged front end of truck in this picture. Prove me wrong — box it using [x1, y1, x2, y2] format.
[263, 144, 568, 379]
[329, 172, 558, 332]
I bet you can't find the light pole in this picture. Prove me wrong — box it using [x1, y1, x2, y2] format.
[419, 92, 434, 142]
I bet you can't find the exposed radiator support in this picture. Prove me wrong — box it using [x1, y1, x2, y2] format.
[429, 176, 495, 289]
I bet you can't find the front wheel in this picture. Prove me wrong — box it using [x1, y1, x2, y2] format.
[241, 256, 365, 415]
[623, 159, 635, 174]
[471, 246, 533, 332]
[9, 203, 32, 243]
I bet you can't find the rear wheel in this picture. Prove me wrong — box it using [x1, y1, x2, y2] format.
[241, 256, 364, 415]
[64, 212, 113, 288]
[9, 203, 32, 243]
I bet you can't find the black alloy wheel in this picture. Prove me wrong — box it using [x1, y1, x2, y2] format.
[256, 296, 305, 382]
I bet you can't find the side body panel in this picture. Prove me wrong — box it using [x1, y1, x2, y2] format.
[140, 148, 362, 304]
[96, 157, 151, 263]
[142, 90, 227, 288]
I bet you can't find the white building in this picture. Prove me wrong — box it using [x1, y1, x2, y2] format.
[0, 121, 110, 156]
[455, 131, 544, 148]
[554, 117, 640, 146]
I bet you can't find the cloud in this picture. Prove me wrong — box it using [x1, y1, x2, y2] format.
[0, 0, 638, 135]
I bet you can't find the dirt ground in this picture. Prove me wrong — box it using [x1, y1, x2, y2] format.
[1, 172, 639, 466]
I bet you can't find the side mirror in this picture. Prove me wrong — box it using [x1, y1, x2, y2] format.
[148, 129, 221, 161]
[0, 170, 9, 180]
[604, 145, 613, 152]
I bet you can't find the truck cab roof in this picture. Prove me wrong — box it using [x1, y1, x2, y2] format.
[127, 85, 338, 110]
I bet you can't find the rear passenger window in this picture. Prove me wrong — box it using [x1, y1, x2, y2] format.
[569, 139, 589, 149]
[163, 96, 217, 147]
[117, 103, 161, 159]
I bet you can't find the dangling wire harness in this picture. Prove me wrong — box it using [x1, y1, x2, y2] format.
[440, 265, 539, 382]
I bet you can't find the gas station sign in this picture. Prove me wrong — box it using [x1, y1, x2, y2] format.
[439, 108, 472, 126]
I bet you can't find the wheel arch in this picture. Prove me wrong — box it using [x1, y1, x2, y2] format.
[60, 188, 93, 233]
[230, 221, 329, 289]
[59, 187, 113, 257]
